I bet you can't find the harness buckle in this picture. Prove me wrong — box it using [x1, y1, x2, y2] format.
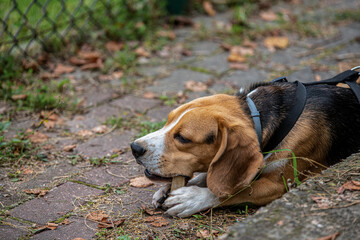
[271, 76, 288, 83]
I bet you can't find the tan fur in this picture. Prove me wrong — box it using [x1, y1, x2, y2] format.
[156, 93, 332, 205]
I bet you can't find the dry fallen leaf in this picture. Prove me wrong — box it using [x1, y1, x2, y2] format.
[203, 1, 216, 16]
[76, 129, 94, 138]
[196, 229, 211, 238]
[80, 59, 103, 70]
[243, 40, 257, 49]
[24, 188, 49, 197]
[40, 72, 56, 80]
[141, 204, 162, 216]
[63, 144, 77, 152]
[87, 211, 109, 222]
[185, 80, 207, 92]
[316, 232, 341, 240]
[311, 196, 331, 208]
[98, 219, 125, 229]
[91, 125, 108, 134]
[129, 176, 154, 188]
[46, 222, 58, 230]
[43, 120, 56, 129]
[62, 219, 70, 225]
[78, 51, 101, 62]
[264, 36, 290, 52]
[230, 46, 254, 56]
[144, 216, 169, 227]
[53, 64, 75, 76]
[143, 91, 157, 99]
[156, 30, 176, 40]
[230, 63, 249, 70]
[105, 41, 124, 52]
[28, 131, 48, 144]
[69, 56, 88, 66]
[22, 167, 34, 175]
[11, 94, 27, 101]
[135, 47, 150, 58]
[337, 180, 360, 194]
[260, 10, 278, 21]
[72, 238, 86, 240]
[227, 53, 247, 63]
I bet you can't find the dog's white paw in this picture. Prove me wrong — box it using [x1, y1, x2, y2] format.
[163, 186, 220, 218]
[152, 184, 171, 208]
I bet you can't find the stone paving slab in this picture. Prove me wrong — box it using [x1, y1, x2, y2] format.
[221, 68, 268, 90]
[10, 182, 104, 225]
[192, 53, 230, 75]
[74, 153, 141, 187]
[31, 216, 98, 240]
[110, 95, 161, 114]
[0, 223, 28, 240]
[147, 106, 174, 122]
[146, 69, 212, 95]
[76, 131, 135, 159]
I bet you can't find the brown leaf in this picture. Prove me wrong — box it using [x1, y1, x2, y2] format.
[98, 219, 125, 229]
[316, 232, 341, 240]
[69, 56, 88, 66]
[72, 238, 86, 240]
[28, 131, 48, 144]
[230, 46, 254, 56]
[91, 125, 108, 134]
[156, 30, 176, 40]
[135, 47, 150, 58]
[53, 64, 75, 76]
[22, 167, 34, 175]
[41, 111, 58, 121]
[203, 1, 216, 16]
[141, 204, 162, 216]
[144, 216, 169, 227]
[315, 74, 322, 81]
[24, 188, 49, 197]
[22, 59, 39, 71]
[243, 40, 257, 49]
[264, 36, 289, 52]
[105, 41, 124, 52]
[112, 71, 124, 79]
[76, 129, 94, 138]
[277, 220, 284, 226]
[78, 51, 101, 62]
[311, 196, 331, 208]
[46, 222, 58, 230]
[43, 120, 56, 129]
[63, 144, 77, 152]
[143, 91, 157, 99]
[177, 221, 190, 231]
[80, 59, 103, 70]
[11, 94, 27, 101]
[185, 80, 207, 92]
[227, 53, 247, 63]
[62, 219, 70, 225]
[196, 229, 211, 238]
[40, 72, 56, 80]
[87, 211, 108, 222]
[99, 71, 123, 82]
[230, 63, 249, 70]
[260, 10, 278, 21]
[337, 180, 360, 194]
[129, 176, 154, 188]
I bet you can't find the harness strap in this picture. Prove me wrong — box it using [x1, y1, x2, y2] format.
[246, 96, 262, 148]
[262, 81, 307, 152]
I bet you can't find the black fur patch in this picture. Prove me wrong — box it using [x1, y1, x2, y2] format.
[205, 132, 216, 144]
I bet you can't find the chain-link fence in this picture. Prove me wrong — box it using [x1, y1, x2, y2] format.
[0, 0, 165, 59]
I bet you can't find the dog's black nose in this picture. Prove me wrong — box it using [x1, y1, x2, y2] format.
[131, 142, 146, 159]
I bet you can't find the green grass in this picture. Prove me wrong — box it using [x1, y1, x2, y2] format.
[335, 9, 360, 22]
[0, 121, 32, 166]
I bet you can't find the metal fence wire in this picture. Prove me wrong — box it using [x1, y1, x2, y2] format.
[0, 0, 161, 59]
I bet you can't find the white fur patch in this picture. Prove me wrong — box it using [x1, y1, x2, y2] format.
[164, 186, 220, 217]
[262, 158, 288, 173]
[247, 88, 258, 97]
[134, 108, 195, 175]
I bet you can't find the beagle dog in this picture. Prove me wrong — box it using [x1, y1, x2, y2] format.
[131, 80, 360, 217]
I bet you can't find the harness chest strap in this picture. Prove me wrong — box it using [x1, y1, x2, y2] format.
[246, 67, 360, 153]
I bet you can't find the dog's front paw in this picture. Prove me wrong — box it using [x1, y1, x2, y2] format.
[152, 184, 171, 209]
[163, 186, 220, 218]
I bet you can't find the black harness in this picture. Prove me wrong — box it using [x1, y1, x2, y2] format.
[247, 67, 360, 153]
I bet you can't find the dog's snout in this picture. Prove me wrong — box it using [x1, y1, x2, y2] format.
[131, 142, 147, 159]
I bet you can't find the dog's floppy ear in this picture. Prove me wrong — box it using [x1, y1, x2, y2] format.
[207, 119, 264, 197]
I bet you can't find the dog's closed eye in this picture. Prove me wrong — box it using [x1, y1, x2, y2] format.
[205, 132, 215, 144]
[174, 133, 192, 144]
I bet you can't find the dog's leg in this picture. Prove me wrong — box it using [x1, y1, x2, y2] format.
[186, 172, 207, 187]
[219, 177, 286, 207]
[152, 183, 171, 208]
[163, 186, 220, 217]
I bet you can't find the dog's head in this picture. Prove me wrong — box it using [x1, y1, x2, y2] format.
[131, 94, 263, 197]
